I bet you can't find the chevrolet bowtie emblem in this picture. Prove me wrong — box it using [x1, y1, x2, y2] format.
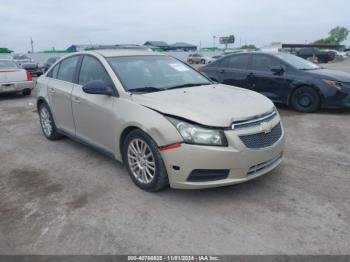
[260, 122, 273, 134]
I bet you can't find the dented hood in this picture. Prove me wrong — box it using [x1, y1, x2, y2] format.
[131, 84, 275, 127]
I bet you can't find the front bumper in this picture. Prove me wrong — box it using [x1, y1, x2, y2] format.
[323, 91, 350, 109]
[0, 81, 34, 94]
[161, 117, 285, 189]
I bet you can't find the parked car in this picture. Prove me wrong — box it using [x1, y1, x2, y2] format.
[187, 53, 213, 64]
[36, 50, 285, 191]
[296, 47, 334, 63]
[200, 52, 350, 112]
[325, 50, 348, 61]
[12, 54, 34, 67]
[0, 59, 34, 95]
[21, 62, 43, 76]
[43, 57, 61, 72]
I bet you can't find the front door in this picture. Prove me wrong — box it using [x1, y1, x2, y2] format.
[71, 55, 117, 153]
[247, 54, 287, 102]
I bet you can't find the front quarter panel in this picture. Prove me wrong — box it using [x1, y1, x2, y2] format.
[114, 97, 183, 161]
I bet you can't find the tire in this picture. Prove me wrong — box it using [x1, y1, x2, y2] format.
[123, 129, 169, 192]
[188, 60, 193, 64]
[201, 59, 206, 64]
[22, 89, 31, 96]
[38, 103, 63, 140]
[291, 86, 320, 113]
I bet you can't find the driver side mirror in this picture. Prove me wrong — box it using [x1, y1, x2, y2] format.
[270, 66, 285, 75]
[82, 80, 116, 96]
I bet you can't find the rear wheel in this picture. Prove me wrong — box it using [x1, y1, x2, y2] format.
[123, 129, 169, 192]
[38, 103, 63, 140]
[22, 89, 31, 96]
[291, 86, 320, 113]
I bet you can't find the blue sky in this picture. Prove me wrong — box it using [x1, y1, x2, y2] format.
[1, 0, 349, 52]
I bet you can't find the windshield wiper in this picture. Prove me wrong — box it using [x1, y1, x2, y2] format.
[166, 83, 211, 90]
[128, 87, 164, 93]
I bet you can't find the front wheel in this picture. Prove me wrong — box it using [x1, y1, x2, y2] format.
[201, 59, 206, 64]
[291, 86, 320, 113]
[123, 129, 169, 192]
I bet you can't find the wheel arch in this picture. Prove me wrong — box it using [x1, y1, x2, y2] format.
[287, 83, 324, 106]
[37, 96, 49, 109]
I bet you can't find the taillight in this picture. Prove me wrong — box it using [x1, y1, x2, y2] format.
[197, 67, 204, 73]
[26, 70, 32, 81]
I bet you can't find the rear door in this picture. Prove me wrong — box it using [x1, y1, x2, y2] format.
[71, 55, 117, 153]
[47, 55, 80, 135]
[215, 54, 250, 89]
[247, 54, 287, 102]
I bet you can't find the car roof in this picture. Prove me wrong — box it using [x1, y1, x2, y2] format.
[83, 49, 164, 58]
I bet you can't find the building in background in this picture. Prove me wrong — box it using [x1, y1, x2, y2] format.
[169, 42, 197, 51]
[143, 41, 170, 51]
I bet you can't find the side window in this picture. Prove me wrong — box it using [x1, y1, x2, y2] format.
[228, 55, 249, 69]
[47, 63, 59, 78]
[57, 56, 79, 83]
[251, 55, 281, 72]
[78, 56, 112, 86]
[220, 55, 249, 69]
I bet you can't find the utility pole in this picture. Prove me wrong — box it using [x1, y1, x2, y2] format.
[30, 37, 34, 53]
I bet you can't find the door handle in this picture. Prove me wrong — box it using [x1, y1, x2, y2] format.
[72, 96, 81, 104]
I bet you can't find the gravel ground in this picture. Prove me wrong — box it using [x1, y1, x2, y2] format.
[0, 60, 350, 255]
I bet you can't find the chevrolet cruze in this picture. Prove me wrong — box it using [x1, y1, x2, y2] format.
[36, 50, 285, 191]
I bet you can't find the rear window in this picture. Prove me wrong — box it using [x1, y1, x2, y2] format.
[0, 60, 18, 69]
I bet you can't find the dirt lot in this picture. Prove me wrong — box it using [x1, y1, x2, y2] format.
[0, 61, 350, 255]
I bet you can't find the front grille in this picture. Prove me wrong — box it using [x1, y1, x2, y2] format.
[247, 154, 283, 176]
[239, 123, 282, 149]
[187, 169, 229, 182]
[232, 111, 276, 129]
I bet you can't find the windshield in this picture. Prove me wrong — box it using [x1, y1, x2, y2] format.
[275, 53, 320, 70]
[107, 55, 211, 92]
[0, 60, 18, 69]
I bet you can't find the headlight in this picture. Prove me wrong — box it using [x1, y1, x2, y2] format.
[167, 117, 228, 146]
[323, 79, 343, 91]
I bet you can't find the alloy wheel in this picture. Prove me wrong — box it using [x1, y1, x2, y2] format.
[127, 139, 156, 184]
[40, 107, 53, 137]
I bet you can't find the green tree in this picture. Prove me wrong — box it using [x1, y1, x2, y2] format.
[329, 26, 349, 43]
[313, 26, 349, 45]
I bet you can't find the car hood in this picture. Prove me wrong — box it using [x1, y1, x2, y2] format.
[307, 69, 350, 82]
[131, 84, 274, 127]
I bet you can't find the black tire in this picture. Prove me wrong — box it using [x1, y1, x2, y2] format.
[38, 103, 63, 140]
[123, 129, 169, 192]
[22, 89, 31, 96]
[201, 59, 206, 64]
[188, 60, 193, 64]
[291, 86, 320, 113]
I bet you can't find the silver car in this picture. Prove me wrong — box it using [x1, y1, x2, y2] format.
[36, 50, 285, 191]
[0, 59, 34, 95]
